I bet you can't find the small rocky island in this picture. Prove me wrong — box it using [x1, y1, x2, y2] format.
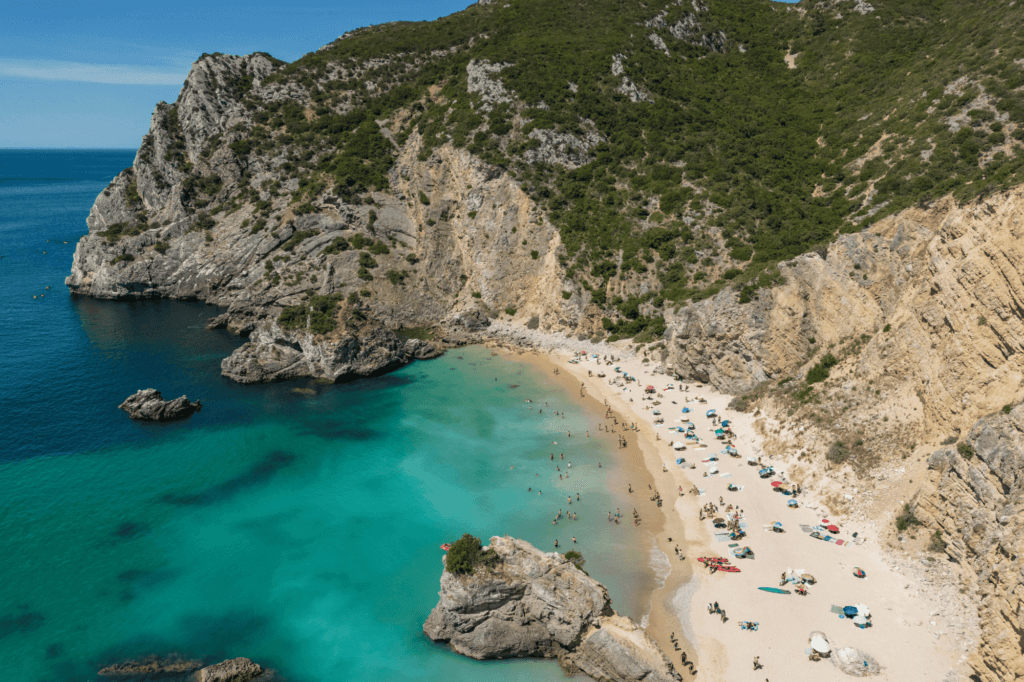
[424, 535, 682, 682]
[118, 388, 202, 421]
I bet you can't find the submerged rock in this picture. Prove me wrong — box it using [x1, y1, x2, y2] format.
[98, 655, 271, 682]
[424, 536, 681, 682]
[118, 388, 202, 421]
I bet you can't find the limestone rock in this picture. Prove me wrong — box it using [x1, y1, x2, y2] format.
[119, 389, 201, 421]
[98, 655, 270, 682]
[424, 536, 681, 682]
[916, 405, 1024, 682]
[66, 53, 577, 386]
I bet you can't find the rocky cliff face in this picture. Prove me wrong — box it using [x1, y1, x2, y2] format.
[424, 536, 681, 682]
[916, 407, 1024, 682]
[667, 188, 1024, 438]
[66, 53, 584, 383]
[98, 656, 272, 682]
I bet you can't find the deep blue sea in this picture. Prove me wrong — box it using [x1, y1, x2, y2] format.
[0, 150, 647, 681]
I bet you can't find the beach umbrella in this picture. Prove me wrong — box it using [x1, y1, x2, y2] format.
[854, 604, 870, 617]
[706, 409, 716, 417]
[721, 419, 730, 427]
[773, 522, 783, 529]
[771, 481, 783, 487]
[853, 567, 866, 578]
[842, 606, 859, 617]
[676, 458, 684, 464]
[827, 525, 840, 533]
[646, 385, 654, 390]
[810, 635, 831, 653]
[713, 517, 725, 526]
[673, 442, 685, 450]
[821, 518, 830, 524]
[852, 615, 869, 627]
[788, 499, 799, 508]
[682, 407, 690, 413]
[715, 429, 725, 436]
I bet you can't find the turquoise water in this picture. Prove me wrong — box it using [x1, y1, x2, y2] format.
[0, 151, 646, 681]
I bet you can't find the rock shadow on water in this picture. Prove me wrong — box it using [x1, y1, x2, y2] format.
[112, 521, 148, 541]
[159, 451, 297, 507]
[0, 609, 45, 639]
[116, 568, 179, 603]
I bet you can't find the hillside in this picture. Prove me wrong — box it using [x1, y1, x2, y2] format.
[64, 0, 1024, 677]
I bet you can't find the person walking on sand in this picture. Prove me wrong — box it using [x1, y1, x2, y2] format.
[753, 656, 761, 670]
[714, 602, 719, 614]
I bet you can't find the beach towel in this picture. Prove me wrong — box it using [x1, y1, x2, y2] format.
[830, 605, 846, 615]
[697, 488, 706, 496]
[714, 533, 732, 542]
[720, 472, 733, 478]
[800, 524, 815, 533]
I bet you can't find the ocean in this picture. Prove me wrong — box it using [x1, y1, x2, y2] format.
[0, 150, 648, 681]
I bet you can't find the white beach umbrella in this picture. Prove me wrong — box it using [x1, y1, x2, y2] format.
[810, 635, 831, 653]
[854, 604, 870, 617]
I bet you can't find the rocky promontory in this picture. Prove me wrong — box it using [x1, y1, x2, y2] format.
[119, 388, 202, 421]
[423, 536, 681, 682]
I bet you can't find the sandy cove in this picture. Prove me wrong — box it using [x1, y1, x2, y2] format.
[538, 350, 967, 682]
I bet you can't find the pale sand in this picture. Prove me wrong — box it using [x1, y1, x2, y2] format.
[545, 351, 966, 682]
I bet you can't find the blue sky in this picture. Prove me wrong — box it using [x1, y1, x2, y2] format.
[1, 0, 474, 148]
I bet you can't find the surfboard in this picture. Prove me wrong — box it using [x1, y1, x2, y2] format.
[758, 587, 791, 594]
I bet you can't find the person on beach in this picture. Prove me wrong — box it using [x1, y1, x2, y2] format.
[753, 656, 761, 670]
[572, 536, 576, 544]
[554, 539, 559, 548]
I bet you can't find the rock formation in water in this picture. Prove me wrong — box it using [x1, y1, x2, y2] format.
[423, 536, 682, 682]
[98, 656, 272, 682]
[118, 388, 202, 421]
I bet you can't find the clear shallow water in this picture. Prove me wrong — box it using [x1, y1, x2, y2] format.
[0, 151, 647, 681]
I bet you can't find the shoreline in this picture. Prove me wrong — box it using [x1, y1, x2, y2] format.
[500, 342, 969, 682]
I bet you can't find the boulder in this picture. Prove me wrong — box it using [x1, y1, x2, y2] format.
[424, 536, 681, 682]
[119, 389, 201, 421]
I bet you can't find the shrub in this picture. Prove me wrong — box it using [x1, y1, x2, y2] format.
[562, 291, 572, 300]
[941, 435, 958, 445]
[1003, 404, 1013, 414]
[928, 530, 947, 553]
[827, 441, 848, 464]
[350, 234, 369, 249]
[359, 252, 378, 269]
[418, 191, 431, 205]
[250, 218, 267, 234]
[357, 267, 374, 281]
[468, 210, 477, 219]
[563, 550, 587, 573]
[405, 253, 420, 264]
[526, 315, 540, 330]
[281, 229, 318, 252]
[883, 324, 891, 332]
[444, 534, 497, 574]
[806, 353, 839, 384]
[321, 236, 350, 254]
[387, 269, 409, 285]
[895, 503, 921, 532]
[368, 241, 390, 255]
[109, 253, 135, 265]
[472, 291, 482, 298]
[531, 250, 540, 260]
[957, 442, 974, 460]
[153, 241, 170, 254]
[505, 307, 517, 316]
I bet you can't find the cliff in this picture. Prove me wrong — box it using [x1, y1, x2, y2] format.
[66, 53, 581, 383]
[423, 536, 681, 682]
[98, 656, 272, 682]
[915, 406, 1024, 682]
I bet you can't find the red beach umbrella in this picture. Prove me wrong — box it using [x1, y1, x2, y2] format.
[827, 525, 840, 533]
[771, 481, 783, 487]
[821, 518, 830, 524]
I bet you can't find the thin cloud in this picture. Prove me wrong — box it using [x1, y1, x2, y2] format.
[0, 58, 185, 85]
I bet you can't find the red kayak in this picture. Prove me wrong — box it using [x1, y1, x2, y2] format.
[440, 543, 451, 551]
[717, 566, 741, 573]
[698, 557, 730, 564]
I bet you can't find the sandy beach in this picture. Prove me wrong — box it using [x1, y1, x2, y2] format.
[515, 347, 972, 682]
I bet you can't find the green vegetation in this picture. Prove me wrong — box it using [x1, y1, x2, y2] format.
[563, 550, 587, 574]
[281, 229, 319, 251]
[109, 253, 135, 265]
[1004, 404, 1013, 414]
[278, 293, 345, 335]
[444, 534, 498, 574]
[806, 352, 839, 384]
[321, 236, 350, 254]
[957, 441, 975, 460]
[895, 503, 922, 532]
[153, 241, 170, 254]
[505, 307, 517, 316]
[168, 0, 1024, 320]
